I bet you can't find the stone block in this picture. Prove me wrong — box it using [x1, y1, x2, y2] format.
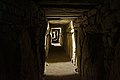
[88, 16, 95, 24]
[82, 16, 88, 21]
[0, 0, 42, 80]
[85, 24, 102, 33]
[96, 13, 102, 24]
[79, 27, 85, 46]
[101, 13, 115, 31]
[81, 33, 104, 80]
[88, 9, 97, 17]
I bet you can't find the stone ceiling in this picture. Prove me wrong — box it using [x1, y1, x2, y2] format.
[34, 0, 104, 25]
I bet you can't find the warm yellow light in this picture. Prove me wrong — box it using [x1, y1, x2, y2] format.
[70, 21, 74, 28]
[47, 22, 50, 30]
[71, 29, 74, 33]
[70, 20, 76, 65]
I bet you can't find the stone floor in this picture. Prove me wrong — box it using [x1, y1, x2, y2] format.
[44, 46, 81, 80]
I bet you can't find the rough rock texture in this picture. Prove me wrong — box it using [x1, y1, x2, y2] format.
[74, 0, 120, 80]
[0, 0, 47, 80]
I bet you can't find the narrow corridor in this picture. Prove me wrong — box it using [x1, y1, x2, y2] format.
[44, 46, 80, 80]
[0, 0, 120, 80]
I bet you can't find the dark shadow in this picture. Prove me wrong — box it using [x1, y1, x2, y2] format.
[46, 46, 70, 63]
[44, 74, 81, 80]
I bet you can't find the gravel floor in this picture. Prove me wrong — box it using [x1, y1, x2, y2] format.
[44, 46, 81, 80]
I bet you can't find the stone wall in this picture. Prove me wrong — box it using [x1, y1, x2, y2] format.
[0, 0, 47, 80]
[62, 22, 73, 59]
[74, 0, 120, 80]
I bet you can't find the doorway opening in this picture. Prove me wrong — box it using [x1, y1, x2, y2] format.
[51, 27, 61, 46]
[44, 21, 80, 80]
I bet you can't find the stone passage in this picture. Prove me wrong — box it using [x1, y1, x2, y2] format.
[44, 46, 80, 80]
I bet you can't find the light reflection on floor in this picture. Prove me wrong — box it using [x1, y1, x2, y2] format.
[44, 46, 80, 80]
[51, 43, 61, 46]
[44, 61, 78, 76]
